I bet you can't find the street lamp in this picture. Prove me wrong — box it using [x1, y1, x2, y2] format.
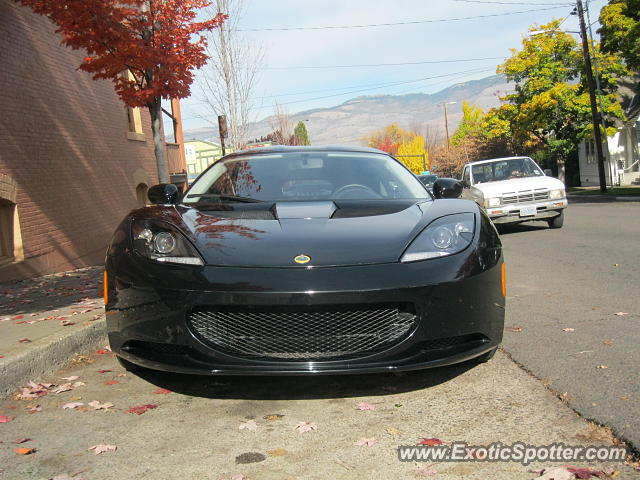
[438, 101, 457, 151]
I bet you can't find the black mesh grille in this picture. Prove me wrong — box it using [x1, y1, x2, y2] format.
[188, 304, 416, 361]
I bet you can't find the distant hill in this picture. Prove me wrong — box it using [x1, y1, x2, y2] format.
[183, 74, 514, 146]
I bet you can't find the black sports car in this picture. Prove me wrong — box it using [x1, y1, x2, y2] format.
[105, 146, 505, 375]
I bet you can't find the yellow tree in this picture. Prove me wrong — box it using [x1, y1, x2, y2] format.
[397, 136, 428, 174]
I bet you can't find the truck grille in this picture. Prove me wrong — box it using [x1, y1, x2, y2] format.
[501, 188, 548, 205]
[188, 304, 416, 361]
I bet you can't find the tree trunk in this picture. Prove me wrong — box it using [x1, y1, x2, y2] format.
[149, 98, 168, 184]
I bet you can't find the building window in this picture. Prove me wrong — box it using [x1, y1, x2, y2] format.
[123, 71, 146, 141]
[136, 183, 148, 208]
[0, 200, 15, 263]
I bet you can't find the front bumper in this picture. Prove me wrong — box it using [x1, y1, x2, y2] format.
[105, 246, 504, 375]
[485, 198, 567, 224]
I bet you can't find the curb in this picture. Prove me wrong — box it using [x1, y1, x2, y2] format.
[568, 195, 640, 203]
[0, 319, 107, 398]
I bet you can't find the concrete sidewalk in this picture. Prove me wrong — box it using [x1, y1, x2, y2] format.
[0, 267, 106, 397]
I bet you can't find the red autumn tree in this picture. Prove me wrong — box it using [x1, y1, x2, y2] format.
[15, 0, 227, 183]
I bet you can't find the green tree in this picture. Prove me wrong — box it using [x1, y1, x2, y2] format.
[492, 20, 626, 180]
[294, 121, 310, 145]
[599, 0, 640, 73]
[451, 101, 485, 146]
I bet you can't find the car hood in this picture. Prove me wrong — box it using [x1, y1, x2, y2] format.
[471, 176, 564, 197]
[169, 199, 468, 267]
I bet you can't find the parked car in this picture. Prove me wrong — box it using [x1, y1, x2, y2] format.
[417, 174, 439, 192]
[460, 156, 567, 228]
[105, 146, 504, 375]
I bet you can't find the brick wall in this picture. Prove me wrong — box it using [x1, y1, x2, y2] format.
[0, 1, 165, 282]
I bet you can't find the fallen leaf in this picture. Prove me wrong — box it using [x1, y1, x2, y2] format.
[26, 405, 42, 413]
[88, 444, 117, 455]
[153, 388, 172, 395]
[267, 448, 288, 456]
[354, 437, 378, 447]
[15, 447, 35, 455]
[385, 427, 403, 436]
[62, 402, 84, 410]
[355, 402, 376, 411]
[418, 438, 445, 446]
[18, 338, 31, 343]
[72, 382, 85, 388]
[562, 328, 575, 332]
[51, 383, 73, 394]
[87, 400, 114, 411]
[103, 380, 120, 385]
[603, 340, 614, 346]
[0, 415, 12, 423]
[263, 414, 284, 421]
[61, 376, 79, 381]
[127, 404, 157, 415]
[59, 319, 75, 326]
[295, 421, 317, 433]
[14, 438, 31, 444]
[531, 467, 576, 480]
[97, 370, 112, 374]
[96, 349, 109, 354]
[394, 403, 403, 408]
[613, 312, 629, 316]
[505, 326, 523, 332]
[596, 365, 609, 369]
[415, 466, 438, 476]
[13, 315, 24, 320]
[239, 420, 258, 431]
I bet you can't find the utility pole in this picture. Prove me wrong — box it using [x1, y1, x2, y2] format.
[576, 0, 607, 193]
[439, 101, 456, 152]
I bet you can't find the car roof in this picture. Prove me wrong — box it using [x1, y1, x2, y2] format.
[469, 156, 533, 166]
[223, 145, 387, 159]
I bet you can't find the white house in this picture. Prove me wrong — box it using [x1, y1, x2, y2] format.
[579, 82, 640, 187]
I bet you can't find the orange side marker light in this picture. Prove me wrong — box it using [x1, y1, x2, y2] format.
[103, 270, 108, 305]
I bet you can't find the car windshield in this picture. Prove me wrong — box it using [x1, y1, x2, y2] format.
[183, 151, 430, 203]
[471, 158, 543, 184]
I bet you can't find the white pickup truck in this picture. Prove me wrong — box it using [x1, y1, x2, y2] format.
[460, 156, 568, 228]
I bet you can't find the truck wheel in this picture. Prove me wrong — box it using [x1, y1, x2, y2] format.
[548, 211, 564, 229]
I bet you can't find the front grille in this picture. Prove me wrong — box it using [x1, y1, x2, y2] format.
[188, 304, 416, 361]
[502, 188, 548, 205]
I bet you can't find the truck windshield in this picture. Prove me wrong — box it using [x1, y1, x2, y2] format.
[472, 158, 543, 184]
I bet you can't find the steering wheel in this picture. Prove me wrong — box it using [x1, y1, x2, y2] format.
[332, 184, 382, 199]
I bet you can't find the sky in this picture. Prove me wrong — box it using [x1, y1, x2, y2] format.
[179, 0, 609, 133]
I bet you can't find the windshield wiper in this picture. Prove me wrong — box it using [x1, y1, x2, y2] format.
[186, 194, 263, 203]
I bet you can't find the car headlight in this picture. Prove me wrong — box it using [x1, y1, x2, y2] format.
[131, 219, 204, 266]
[401, 213, 475, 263]
[549, 189, 565, 200]
[483, 197, 501, 208]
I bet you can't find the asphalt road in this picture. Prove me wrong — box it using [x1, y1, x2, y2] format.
[499, 200, 640, 451]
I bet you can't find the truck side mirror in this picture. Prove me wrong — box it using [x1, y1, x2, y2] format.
[543, 169, 553, 177]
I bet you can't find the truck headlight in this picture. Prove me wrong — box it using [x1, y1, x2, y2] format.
[483, 197, 501, 208]
[401, 213, 475, 262]
[549, 189, 565, 200]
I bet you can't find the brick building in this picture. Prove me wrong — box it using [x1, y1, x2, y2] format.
[0, 1, 187, 282]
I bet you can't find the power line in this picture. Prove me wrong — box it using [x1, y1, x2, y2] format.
[453, 1, 571, 5]
[237, 6, 568, 32]
[264, 56, 504, 70]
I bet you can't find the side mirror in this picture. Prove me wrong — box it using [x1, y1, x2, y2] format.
[148, 183, 180, 205]
[432, 178, 463, 199]
[543, 169, 553, 177]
